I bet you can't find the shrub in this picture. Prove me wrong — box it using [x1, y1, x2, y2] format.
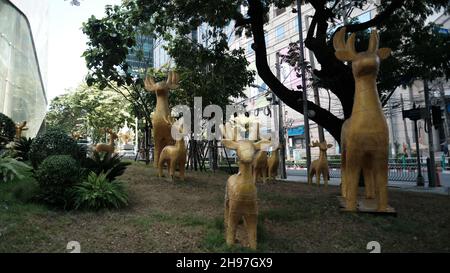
[0, 113, 15, 149]
[35, 155, 80, 207]
[11, 178, 39, 203]
[0, 156, 32, 183]
[14, 137, 33, 161]
[73, 172, 128, 210]
[82, 151, 131, 182]
[29, 129, 81, 169]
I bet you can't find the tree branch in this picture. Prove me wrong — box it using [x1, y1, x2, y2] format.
[342, 0, 405, 33]
[247, 0, 344, 142]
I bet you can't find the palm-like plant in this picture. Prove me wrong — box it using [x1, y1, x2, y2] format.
[14, 137, 33, 161]
[0, 156, 32, 183]
[73, 172, 128, 210]
[82, 151, 131, 182]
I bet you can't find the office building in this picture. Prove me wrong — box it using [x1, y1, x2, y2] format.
[0, 0, 48, 137]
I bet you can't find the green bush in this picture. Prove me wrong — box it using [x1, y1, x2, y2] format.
[35, 155, 80, 207]
[0, 156, 32, 183]
[82, 151, 131, 182]
[14, 137, 33, 161]
[29, 129, 82, 169]
[11, 178, 39, 203]
[73, 172, 128, 210]
[0, 113, 15, 149]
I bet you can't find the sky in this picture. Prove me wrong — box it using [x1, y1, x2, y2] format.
[48, 0, 121, 101]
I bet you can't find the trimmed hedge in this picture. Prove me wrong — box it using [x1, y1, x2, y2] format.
[29, 129, 81, 169]
[35, 155, 80, 207]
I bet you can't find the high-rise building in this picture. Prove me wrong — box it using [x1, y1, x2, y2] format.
[0, 0, 49, 137]
[126, 34, 154, 76]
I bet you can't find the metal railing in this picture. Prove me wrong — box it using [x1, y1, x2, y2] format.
[286, 157, 450, 184]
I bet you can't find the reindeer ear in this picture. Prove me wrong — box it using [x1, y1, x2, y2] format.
[378, 48, 391, 60]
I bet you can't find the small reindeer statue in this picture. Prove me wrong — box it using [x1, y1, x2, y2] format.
[15, 121, 28, 140]
[308, 140, 333, 188]
[71, 131, 81, 141]
[334, 27, 391, 212]
[267, 145, 281, 181]
[253, 150, 268, 184]
[221, 122, 269, 250]
[144, 71, 179, 168]
[158, 116, 187, 181]
[95, 128, 118, 154]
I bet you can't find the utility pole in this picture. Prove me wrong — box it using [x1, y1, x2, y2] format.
[439, 82, 450, 145]
[403, 104, 425, 186]
[296, 0, 312, 175]
[275, 52, 287, 179]
[423, 79, 437, 187]
[305, 15, 325, 142]
[401, 94, 412, 156]
[388, 99, 398, 157]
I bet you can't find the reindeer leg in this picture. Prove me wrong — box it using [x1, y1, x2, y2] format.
[226, 211, 240, 247]
[345, 152, 362, 211]
[374, 154, 389, 212]
[244, 213, 258, 250]
[178, 157, 186, 181]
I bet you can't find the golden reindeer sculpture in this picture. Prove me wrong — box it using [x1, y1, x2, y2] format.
[334, 27, 391, 212]
[145, 71, 179, 168]
[308, 140, 333, 188]
[221, 122, 269, 250]
[253, 150, 268, 184]
[158, 116, 187, 181]
[267, 144, 281, 180]
[95, 128, 118, 154]
[15, 121, 28, 140]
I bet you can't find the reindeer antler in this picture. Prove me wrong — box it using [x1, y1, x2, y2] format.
[310, 140, 320, 148]
[220, 122, 239, 150]
[167, 71, 180, 89]
[144, 76, 156, 92]
[333, 27, 357, 62]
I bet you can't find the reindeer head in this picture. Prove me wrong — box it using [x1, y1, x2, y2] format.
[144, 71, 180, 96]
[220, 122, 270, 164]
[163, 115, 187, 141]
[310, 140, 332, 152]
[106, 128, 118, 141]
[333, 27, 391, 78]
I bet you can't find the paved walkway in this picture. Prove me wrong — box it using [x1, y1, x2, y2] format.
[284, 170, 450, 196]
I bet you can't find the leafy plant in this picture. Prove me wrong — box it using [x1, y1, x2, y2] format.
[73, 172, 128, 210]
[29, 129, 82, 169]
[0, 156, 32, 183]
[0, 113, 15, 149]
[82, 151, 131, 182]
[35, 155, 80, 207]
[13, 137, 33, 161]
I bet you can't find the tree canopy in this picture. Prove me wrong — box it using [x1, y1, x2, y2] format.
[82, 0, 450, 142]
[45, 84, 134, 142]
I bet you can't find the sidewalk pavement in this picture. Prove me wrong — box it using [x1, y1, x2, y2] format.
[283, 176, 450, 196]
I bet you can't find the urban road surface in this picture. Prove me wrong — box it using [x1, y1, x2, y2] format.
[285, 169, 450, 195]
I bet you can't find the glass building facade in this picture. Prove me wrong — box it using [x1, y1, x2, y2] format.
[0, 0, 48, 137]
[126, 34, 154, 76]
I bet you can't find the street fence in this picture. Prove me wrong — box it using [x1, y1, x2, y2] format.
[286, 157, 450, 184]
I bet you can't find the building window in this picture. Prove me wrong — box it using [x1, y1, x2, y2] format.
[293, 18, 299, 33]
[264, 33, 269, 46]
[276, 25, 285, 41]
[274, 7, 286, 18]
[247, 41, 254, 55]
